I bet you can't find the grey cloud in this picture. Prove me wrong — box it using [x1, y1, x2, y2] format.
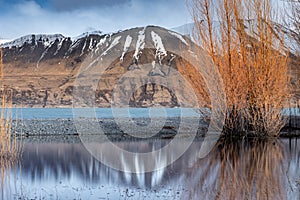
[0, 0, 191, 39]
[49, 0, 132, 11]
[48, 0, 183, 12]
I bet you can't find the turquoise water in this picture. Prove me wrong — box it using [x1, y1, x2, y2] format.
[2, 108, 201, 119]
[3, 107, 299, 119]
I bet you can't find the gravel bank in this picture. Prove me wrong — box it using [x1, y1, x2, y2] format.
[11, 117, 300, 141]
[12, 117, 209, 140]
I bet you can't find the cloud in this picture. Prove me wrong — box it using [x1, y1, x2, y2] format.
[49, 0, 132, 11]
[14, 1, 44, 16]
[0, 0, 191, 39]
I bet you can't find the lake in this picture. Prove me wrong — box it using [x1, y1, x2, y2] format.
[0, 108, 299, 199]
[4, 108, 201, 119]
[3, 107, 299, 119]
[1, 137, 299, 199]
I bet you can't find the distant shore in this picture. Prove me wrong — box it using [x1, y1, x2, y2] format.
[11, 117, 300, 139]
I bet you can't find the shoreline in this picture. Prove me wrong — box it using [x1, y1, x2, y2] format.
[10, 118, 300, 139]
[11, 117, 208, 138]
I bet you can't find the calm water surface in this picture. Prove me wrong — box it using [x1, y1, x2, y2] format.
[1, 137, 299, 199]
[6, 108, 201, 119]
[3, 107, 299, 119]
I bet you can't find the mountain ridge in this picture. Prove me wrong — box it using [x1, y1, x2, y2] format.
[1, 26, 202, 108]
[0, 24, 299, 107]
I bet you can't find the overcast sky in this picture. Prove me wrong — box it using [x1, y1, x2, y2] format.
[0, 0, 192, 40]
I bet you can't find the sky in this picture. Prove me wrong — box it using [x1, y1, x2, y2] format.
[0, 0, 192, 40]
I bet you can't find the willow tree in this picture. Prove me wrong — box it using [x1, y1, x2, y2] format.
[190, 0, 290, 136]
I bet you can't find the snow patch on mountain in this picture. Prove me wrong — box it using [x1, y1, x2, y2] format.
[72, 30, 102, 42]
[37, 42, 56, 68]
[0, 39, 11, 45]
[67, 40, 81, 54]
[241, 19, 298, 55]
[54, 39, 65, 55]
[120, 35, 133, 61]
[95, 35, 109, 54]
[168, 31, 188, 45]
[151, 31, 167, 62]
[133, 27, 146, 60]
[88, 38, 94, 50]
[1, 34, 65, 48]
[101, 36, 122, 56]
[80, 39, 87, 56]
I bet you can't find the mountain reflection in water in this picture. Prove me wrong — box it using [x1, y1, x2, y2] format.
[1, 137, 299, 199]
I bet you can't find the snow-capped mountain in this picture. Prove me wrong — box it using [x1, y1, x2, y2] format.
[0, 24, 298, 107]
[172, 22, 195, 37]
[0, 26, 198, 107]
[71, 30, 103, 42]
[1, 34, 65, 48]
[0, 39, 11, 45]
[173, 20, 300, 56]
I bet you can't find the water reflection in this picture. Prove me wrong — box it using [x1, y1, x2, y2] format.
[1, 137, 300, 199]
[0, 158, 21, 200]
[181, 139, 287, 200]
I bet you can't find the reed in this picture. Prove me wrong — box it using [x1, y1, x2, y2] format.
[0, 47, 22, 161]
[0, 47, 22, 200]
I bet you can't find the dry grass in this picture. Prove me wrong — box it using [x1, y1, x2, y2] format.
[0, 48, 22, 161]
[0, 47, 22, 200]
[0, 48, 23, 199]
[0, 46, 24, 200]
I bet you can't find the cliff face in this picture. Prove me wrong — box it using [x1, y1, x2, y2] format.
[1, 26, 207, 108]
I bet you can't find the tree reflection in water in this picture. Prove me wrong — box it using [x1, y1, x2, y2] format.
[0, 158, 21, 200]
[0, 138, 299, 199]
[182, 138, 287, 200]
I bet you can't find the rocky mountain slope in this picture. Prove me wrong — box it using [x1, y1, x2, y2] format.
[1, 23, 299, 108]
[1, 26, 207, 107]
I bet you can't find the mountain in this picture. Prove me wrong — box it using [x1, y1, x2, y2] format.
[1, 34, 65, 48]
[172, 22, 195, 37]
[1, 23, 299, 108]
[0, 38, 11, 45]
[173, 21, 300, 56]
[1, 26, 205, 107]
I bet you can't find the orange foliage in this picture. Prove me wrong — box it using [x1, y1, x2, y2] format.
[190, 0, 290, 136]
